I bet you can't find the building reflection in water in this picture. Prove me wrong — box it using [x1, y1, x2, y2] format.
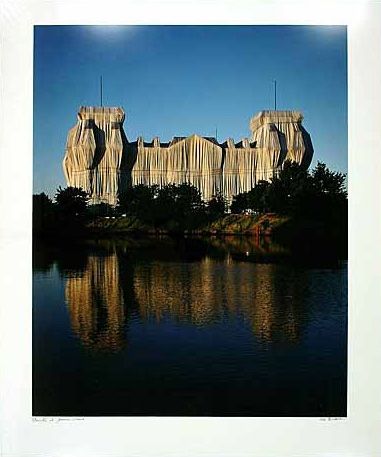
[133, 257, 307, 343]
[65, 253, 126, 352]
[63, 238, 309, 352]
[246, 264, 306, 343]
[134, 256, 221, 326]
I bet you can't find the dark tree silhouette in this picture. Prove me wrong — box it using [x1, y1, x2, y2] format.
[207, 191, 227, 219]
[230, 161, 347, 222]
[118, 182, 206, 231]
[87, 202, 115, 218]
[247, 180, 270, 213]
[118, 184, 158, 223]
[33, 192, 54, 232]
[230, 192, 249, 214]
[35, 161, 346, 237]
[154, 183, 205, 230]
[55, 186, 89, 217]
[265, 161, 311, 214]
[312, 161, 347, 196]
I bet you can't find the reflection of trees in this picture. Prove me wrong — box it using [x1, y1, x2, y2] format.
[33, 241, 89, 274]
[65, 254, 126, 352]
[207, 235, 290, 260]
[33, 243, 55, 273]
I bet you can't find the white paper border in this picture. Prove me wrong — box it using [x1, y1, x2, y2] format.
[1, 1, 381, 456]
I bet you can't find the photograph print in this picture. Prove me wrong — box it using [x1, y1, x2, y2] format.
[33, 25, 348, 417]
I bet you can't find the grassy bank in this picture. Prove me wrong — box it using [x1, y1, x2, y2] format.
[34, 212, 347, 262]
[84, 212, 347, 257]
[85, 213, 291, 236]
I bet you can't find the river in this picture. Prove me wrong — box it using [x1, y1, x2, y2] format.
[33, 236, 347, 416]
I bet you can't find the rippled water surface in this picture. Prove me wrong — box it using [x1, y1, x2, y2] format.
[33, 237, 347, 416]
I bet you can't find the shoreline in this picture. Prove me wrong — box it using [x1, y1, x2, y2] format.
[33, 213, 348, 260]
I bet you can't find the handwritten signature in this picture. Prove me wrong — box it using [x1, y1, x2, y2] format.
[319, 417, 345, 422]
[32, 417, 85, 423]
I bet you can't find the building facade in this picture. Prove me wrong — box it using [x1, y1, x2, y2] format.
[63, 107, 313, 205]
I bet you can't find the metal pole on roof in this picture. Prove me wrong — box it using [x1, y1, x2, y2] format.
[274, 80, 277, 110]
[100, 76, 103, 107]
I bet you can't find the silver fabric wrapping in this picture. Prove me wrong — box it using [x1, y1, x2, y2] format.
[63, 107, 313, 205]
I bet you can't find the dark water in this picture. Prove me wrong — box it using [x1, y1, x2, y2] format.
[33, 236, 347, 416]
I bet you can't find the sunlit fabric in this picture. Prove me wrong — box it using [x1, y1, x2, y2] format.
[63, 107, 314, 205]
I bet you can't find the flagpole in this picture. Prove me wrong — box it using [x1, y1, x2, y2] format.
[100, 76, 103, 107]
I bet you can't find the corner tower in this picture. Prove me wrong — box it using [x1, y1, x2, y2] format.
[249, 110, 313, 172]
[63, 106, 130, 205]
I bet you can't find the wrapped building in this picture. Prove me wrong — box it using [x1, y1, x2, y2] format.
[63, 107, 313, 205]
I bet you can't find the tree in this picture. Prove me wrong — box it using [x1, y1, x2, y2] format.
[265, 161, 311, 214]
[230, 192, 249, 214]
[33, 192, 53, 212]
[247, 180, 270, 213]
[230, 160, 347, 220]
[87, 202, 115, 218]
[33, 192, 54, 231]
[154, 183, 205, 230]
[311, 162, 347, 197]
[118, 184, 158, 223]
[55, 186, 89, 218]
[309, 162, 347, 225]
[207, 191, 227, 219]
[175, 182, 204, 213]
[117, 182, 206, 230]
[152, 184, 178, 226]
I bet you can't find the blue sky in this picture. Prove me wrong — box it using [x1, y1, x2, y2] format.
[33, 25, 347, 196]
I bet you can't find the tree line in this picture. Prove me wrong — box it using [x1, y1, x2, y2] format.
[231, 161, 347, 219]
[33, 161, 347, 235]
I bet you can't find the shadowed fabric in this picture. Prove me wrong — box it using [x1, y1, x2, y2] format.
[63, 107, 313, 205]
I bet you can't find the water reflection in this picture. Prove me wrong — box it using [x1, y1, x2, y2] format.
[33, 236, 347, 416]
[248, 265, 307, 343]
[134, 259, 307, 343]
[65, 253, 125, 351]
[207, 235, 289, 260]
[58, 237, 318, 351]
[33, 239, 89, 275]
